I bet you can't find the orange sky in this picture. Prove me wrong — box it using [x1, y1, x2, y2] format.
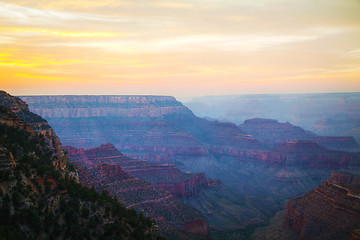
[1, 0, 360, 97]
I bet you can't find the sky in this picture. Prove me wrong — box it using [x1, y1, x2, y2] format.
[0, 0, 360, 97]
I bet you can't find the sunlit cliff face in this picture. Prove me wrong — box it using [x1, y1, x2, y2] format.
[1, 0, 360, 96]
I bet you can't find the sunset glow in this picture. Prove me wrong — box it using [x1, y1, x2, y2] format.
[1, 0, 359, 97]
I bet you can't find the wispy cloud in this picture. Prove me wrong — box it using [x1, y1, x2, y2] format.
[0, 2, 129, 26]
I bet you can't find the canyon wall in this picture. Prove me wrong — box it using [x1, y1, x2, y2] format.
[65, 143, 270, 232]
[1, 91, 68, 169]
[286, 172, 360, 240]
[22, 94, 360, 237]
[65, 143, 218, 199]
[70, 153, 209, 238]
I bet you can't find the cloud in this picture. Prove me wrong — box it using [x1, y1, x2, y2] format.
[0, 2, 129, 27]
[0, 0, 359, 96]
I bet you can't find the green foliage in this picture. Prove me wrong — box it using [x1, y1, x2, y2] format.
[0, 122, 162, 240]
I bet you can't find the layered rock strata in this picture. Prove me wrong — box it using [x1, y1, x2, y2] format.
[286, 172, 360, 240]
[64, 144, 210, 238]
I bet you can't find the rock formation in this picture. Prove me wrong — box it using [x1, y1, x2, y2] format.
[65, 143, 218, 199]
[239, 118, 359, 152]
[64, 144, 209, 238]
[286, 172, 360, 240]
[65, 143, 269, 233]
[1, 91, 68, 169]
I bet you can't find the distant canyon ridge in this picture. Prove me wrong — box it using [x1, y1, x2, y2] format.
[182, 93, 360, 144]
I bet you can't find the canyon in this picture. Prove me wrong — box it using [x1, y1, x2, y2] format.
[21, 94, 360, 239]
[65, 143, 269, 233]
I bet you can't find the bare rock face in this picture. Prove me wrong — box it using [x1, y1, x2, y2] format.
[64, 143, 219, 199]
[68, 146, 209, 238]
[0, 91, 68, 169]
[286, 172, 360, 240]
[0, 106, 35, 134]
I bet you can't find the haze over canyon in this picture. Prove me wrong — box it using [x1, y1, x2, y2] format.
[14, 92, 360, 239]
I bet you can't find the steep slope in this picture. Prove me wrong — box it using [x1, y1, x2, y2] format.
[64, 144, 209, 238]
[286, 172, 360, 240]
[239, 118, 359, 151]
[73, 162, 208, 239]
[0, 91, 159, 240]
[66, 143, 268, 235]
[64, 143, 218, 199]
[1, 91, 67, 169]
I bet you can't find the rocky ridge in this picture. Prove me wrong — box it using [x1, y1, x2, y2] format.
[65, 143, 219, 199]
[1, 91, 67, 169]
[286, 172, 360, 240]
[64, 144, 210, 238]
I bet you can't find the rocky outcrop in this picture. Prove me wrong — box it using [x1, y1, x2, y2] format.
[286, 172, 360, 240]
[1, 91, 67, 169]
[0, 105, 35, 134]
